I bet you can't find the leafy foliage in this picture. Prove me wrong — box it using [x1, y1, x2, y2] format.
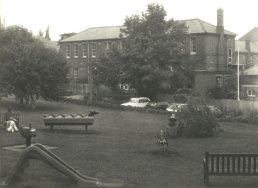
[94, 48, 123, 90]
[120, 3, 191, 98]
[94, 3, 194, 99]
[176, 105, 220, 137]
[206, 74, 237, 99]
[0, 26, 68, 105]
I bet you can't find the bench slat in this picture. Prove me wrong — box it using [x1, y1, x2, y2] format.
[216, 156, 219, 172]
[237, 156, 241, 173]
[254, 157, 257, 173]
[227, 156, 230, 172]
[204, 152, 258, 185]
[222, 156, 225, 172]
[232, 156, 235, 173]
[211, 156, 214, 172]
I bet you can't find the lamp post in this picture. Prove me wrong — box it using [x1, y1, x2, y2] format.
[237, 47, 240, 101]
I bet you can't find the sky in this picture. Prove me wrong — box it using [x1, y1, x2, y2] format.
[0, 0, 258, 41]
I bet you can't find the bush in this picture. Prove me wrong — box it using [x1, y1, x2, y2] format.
[176, 105, 220, 137]
[173, 94, 188, 103]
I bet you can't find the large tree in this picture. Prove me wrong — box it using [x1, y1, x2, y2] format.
[120, 3, 192, 98]
[0, 26, 68, 106]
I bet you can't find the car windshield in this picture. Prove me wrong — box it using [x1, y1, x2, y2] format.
[129, 98, 149, 103]
[139, 99, 149, 103]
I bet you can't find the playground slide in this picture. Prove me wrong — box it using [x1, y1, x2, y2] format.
[33, 143, 100, 183]
[2, 144, 102, 187]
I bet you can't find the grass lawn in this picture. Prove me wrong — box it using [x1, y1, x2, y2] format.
[1, 98, 258, 188]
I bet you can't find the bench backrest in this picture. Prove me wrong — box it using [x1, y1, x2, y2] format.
[0, 113, 20, 125]
[204, 152, 258, 175]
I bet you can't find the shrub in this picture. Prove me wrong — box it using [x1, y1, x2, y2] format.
[176, 105, 220, 137]
[173, 94, 188, 103]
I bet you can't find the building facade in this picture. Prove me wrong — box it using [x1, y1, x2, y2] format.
[241, 65, 258, 101]
[59, 26, 124, 95]
[182, 9, 236, 95]
[59, 9, 236, 97]
[236, 27, 258, 100]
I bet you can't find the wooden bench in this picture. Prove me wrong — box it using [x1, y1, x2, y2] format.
[203, 152, 258, 185]
[0, 113, 20, 128]
[43, 114, 97, 132]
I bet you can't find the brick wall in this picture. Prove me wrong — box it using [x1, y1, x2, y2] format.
[59, 39, 121, 95]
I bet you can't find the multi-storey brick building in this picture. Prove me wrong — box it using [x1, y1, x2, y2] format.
[59, 26, 124, 95]
[235, 27, 258, 100]
[235, 27, 258, 69]
[59, 9, 236, 97]
[183, 9, 236, 95]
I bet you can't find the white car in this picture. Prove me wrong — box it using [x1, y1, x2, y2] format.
[166, 103, 188, 112]
[62, 95, 84, 101]
[121, 97, 150, 108]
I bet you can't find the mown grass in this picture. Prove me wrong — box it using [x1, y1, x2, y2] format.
[1, 97, 258, 188]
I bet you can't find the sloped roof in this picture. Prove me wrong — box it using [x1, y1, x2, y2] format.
[60, 19, 236, 43]
[239, 27, 258, 43]
[181, 19, 236, 35]
[60, 26, 125, 42]
[235, 40, 258, 53]
[244, 64, 258, 75]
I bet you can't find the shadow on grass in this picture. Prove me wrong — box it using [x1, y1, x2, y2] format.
[40, 128, 102, 135]
[134, 148, 180, 157]
[0, 100, 66, 113]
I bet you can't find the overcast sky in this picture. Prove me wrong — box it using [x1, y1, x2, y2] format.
[1, 0, 257, 41]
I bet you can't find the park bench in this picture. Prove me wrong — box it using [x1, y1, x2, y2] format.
[203, 152, 258, 185]
[43, 111, 99, 132]
[0, 113, 20, 128]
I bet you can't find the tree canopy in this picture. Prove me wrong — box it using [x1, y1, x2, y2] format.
[94, 3, 194, 99]
[121, 4, 193, 98]
[0, 26, 68, 105]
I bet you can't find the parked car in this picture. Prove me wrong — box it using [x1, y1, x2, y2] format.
[62, 95, 85, 101]
[147, 101, 170, 110]
[121, 97, 150, 108]
[166, 103, 188, 112]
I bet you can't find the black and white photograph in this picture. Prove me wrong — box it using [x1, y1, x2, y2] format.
[1, 0, 258, 187]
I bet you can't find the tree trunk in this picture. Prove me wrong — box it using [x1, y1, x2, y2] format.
[20, 98, 24, 105]
[30, 94, 36, 109]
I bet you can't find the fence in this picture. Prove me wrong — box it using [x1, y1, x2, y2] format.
[208, 99, 258, 115]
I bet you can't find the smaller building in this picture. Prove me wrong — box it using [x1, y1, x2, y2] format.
[241, 65, 258, 101]
[232, 27, 258, 70]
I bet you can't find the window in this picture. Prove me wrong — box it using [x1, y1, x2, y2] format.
[228, 48, 232, 63]
[74, 44, 79, 58]
[190, 36, 197, 55]
[247, 90, 256, 97]
[83, 44, 88, 58]
[91, 42, 97, 58]
[105, 41, 112, 56]
[66, 45, 70, 58]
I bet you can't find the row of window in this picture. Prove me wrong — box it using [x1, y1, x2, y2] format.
[190, 36, 233, 63]
[65, 41, 122, 59]
[66, 37, 233, 62]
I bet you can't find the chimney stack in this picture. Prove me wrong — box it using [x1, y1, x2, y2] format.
[217, 8, 224, 33]
[217, 8, 225, 71]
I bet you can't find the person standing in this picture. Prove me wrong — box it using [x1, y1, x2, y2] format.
[5, 108, 18, 132]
